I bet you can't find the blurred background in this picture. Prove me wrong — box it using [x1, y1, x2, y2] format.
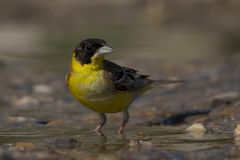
[1, 1, 240, 158]
[1, 0, 240, 72]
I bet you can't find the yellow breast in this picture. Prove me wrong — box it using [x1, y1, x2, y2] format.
[66, 55, 134, 113]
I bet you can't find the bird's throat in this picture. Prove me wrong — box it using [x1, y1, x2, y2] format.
[71, 54, 104, 72]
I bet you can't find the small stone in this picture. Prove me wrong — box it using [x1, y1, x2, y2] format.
[8, 116, 27, 123]
[14, 96, 39, 107]
[33, 84, 53, 94]
[15, 142, 36, 150]
[8, 116, 36, 123]
[186, 123, 206, 134]
[128, 140, 155, 149]
[234, 124, 240, 136]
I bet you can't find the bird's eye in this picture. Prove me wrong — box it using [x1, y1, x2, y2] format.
[85, 44, 92, 52]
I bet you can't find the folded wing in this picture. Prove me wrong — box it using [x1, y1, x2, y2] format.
[103, 60, 151, 91]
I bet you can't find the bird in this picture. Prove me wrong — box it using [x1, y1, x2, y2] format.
[66, 38, 181, 134]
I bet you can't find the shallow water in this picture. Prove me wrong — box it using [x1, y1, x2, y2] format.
[0, 124, 234, 153]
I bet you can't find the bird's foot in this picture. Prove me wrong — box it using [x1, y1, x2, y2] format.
[94, 125, 104, 136]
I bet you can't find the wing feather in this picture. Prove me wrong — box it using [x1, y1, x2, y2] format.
[103, 60, 151, 91]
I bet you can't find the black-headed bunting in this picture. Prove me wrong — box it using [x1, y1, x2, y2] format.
[66, 38, 182, 134]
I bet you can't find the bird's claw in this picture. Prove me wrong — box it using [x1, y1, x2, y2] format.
[94, 124, 104, 136]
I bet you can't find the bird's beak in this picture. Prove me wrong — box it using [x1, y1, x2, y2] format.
[97, 45, 113, 55]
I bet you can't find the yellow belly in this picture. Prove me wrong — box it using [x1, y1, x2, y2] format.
[74, 92, 134, 113]
[67, 70, 134, 113]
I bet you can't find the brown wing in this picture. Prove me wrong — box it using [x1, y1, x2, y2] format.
[103, 60, 152, 91]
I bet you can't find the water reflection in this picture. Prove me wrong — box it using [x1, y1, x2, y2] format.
[0, 125, 235, 153]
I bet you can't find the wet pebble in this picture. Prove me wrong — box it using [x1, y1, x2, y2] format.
[128, 140, 155, 151]
[128, 140, 155, 149]
[33, 84, 53, 94]
[186, 123, 206, 134]
[234, 123, 240, 136]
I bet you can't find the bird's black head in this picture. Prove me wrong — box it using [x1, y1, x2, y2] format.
[74, 38, 113, 65]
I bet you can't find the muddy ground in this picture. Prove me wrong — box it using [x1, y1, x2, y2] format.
[0, 56, 240, 160]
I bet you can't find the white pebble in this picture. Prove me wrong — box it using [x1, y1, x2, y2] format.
[234, 124, 240, 136]
[33, 84, 53, 94]
[186, 123, 206, 133]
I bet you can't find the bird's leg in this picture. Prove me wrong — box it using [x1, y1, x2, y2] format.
[117, 110, 129, 134]
[94, 113, 106, 133]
